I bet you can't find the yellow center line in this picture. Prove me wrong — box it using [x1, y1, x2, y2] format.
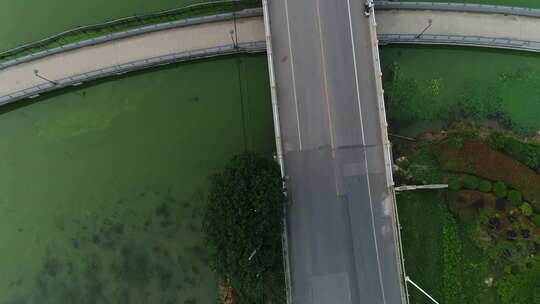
[316, 0, 342, 195]
[315, 0, 336, 158]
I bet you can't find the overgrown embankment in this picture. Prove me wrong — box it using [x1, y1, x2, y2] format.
[435, 139, 540, 204]
[395, 128, 540, 303]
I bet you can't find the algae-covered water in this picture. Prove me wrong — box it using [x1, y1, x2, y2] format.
[0, 55, 274, 304]
[380, 45, 540, 136]
[0, 0, 218, 50]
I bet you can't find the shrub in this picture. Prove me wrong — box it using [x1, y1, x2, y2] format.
[521, 202, 533, 217]
[447, 177, 461, 191]
[202, 153, 286, 303]
[507, 190, 523, 206]
[488, 131, 506, 150]
[451, 138, 463, 149]
[478, 180, 492, 193]
[463, 176, 479, 190]
[407, 149, 442, 185]
[493, 181, 508, 198]
[533, 215, 540, 227]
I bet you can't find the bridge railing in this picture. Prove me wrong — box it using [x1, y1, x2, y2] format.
[370, 12, 411, 304]
[379, 33, 540, 53]
[0, 41, 265, 107]
[262, 1, 293, 303]
[375, 1, 540, 17]
[0, 0, 261, 67]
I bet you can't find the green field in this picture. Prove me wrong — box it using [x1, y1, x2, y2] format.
[380, 45, 540, 137]
[0, 55, 274, 303]
[397, 190, 498, 304]
[0, 0, 224, 51]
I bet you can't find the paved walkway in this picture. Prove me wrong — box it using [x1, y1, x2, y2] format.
[0, 16, 264, 98]
[376, 9, 540, 42]
[3, 5, 540, 102]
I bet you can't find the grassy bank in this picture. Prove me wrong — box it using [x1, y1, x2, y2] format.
[0, 55, 275, 303]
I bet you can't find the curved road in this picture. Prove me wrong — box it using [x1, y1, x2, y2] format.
[0, 15, 264, 99]
[3, 3, 540, 104]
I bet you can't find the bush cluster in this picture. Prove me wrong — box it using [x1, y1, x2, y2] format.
[463, 176, 479, 190]
[478, 180, 492, 193]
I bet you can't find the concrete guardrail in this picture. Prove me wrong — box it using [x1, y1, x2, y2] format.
[0, 41, 265, 107]
[378, 33, 540, 53]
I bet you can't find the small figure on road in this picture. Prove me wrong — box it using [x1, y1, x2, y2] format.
[364, 0, 374, 16]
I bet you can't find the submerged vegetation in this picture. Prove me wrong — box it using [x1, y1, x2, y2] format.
[382, 46, 540, 137]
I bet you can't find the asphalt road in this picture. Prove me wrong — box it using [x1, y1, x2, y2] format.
[267, 0, 405, 303]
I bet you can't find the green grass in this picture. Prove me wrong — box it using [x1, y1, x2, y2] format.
[0, 55, 275, 303]
[397, 190, 497, 304]
[381, 45, 540, 137]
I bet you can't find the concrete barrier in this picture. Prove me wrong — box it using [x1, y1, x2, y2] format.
[378, 33, 540, 53]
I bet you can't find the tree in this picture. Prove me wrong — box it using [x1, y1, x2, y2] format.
[202, 153, 287, 303]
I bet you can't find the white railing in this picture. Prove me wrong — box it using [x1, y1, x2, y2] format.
[379, 33, 540, 53]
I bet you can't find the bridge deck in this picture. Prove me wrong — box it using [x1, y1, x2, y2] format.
[266, 0, 405, 303]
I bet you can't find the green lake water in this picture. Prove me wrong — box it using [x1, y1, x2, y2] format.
[0, 0, 218, 50]
[0, 55, 274, 304]
[380, 45, 540, 136]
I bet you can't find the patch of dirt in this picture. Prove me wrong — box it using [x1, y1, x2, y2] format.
[436, 139, 540, 205]
[219, 284, 239, 304]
